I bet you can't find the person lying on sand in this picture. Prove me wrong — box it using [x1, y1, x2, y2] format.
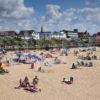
[62, 77, 73, 84]
[24, 85, 41, 93]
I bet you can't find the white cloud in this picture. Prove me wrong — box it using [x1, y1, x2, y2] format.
[0, 0, 35, 32]
[0, 2, 100, 34]
[0, 0, 34, 18]
[45, 4, 62, 21]
[40, 5, 100, 34]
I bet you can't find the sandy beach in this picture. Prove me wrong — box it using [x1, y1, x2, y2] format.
[0, 47, 100, 100]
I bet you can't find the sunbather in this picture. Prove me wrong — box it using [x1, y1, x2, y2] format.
[71, 63, 77, 69]
[33, 76, 39, 87]
[62, 77, 73, 84]
[25, 85, 41, 93]
[88, 62, 93, 67]
[22, 76, 30, 87]
[38, 67, 45, 72]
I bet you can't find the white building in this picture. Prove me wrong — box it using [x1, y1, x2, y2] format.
[51, 31, 66, 39]
[63, 29, 79, 39]
[32, 32, 40, 40]
[35, 25, 52, 40]
[39, 32, 52, 40]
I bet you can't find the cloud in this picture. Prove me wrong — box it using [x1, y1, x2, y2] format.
[0, 2, 100, 34]
[0, 0, 35, 32]
[40, 5, 100, 34]
[0, 0, 34, 18]
[44, 4, 62, 21]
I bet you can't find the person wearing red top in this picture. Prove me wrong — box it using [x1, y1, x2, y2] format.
[18, 78, 23, 88]
[31, 62, 35, 69]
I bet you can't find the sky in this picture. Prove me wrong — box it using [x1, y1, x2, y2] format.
[0, 0, 100, 34]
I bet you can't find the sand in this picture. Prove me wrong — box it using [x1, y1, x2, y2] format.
[0, 47, 100, 100]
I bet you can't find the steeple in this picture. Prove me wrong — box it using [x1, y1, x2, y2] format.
[41, 25, 43, 33]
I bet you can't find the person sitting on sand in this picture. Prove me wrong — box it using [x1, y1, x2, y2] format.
[54, 57, 61, 64]
[22, 76, 30, 87]
[38, 67, 42, 72]
[71, 63, 77, 69]
[44, 62, 49, 66]
[81, 61, 84, 66]
[93, 55, 97, 60]
[18, 78, 23, 88]
[77, 61, 80, 66]
[88, 62, 93, 67]
[84, 62, 88, 67]
[62, 77, 73, 84]
[33, 76, 39, 87]
[87, 56, 91, 60]
[38, 67, 45, 72]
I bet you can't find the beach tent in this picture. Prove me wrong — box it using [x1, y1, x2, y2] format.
[15, 53, 41, 61]
[86, 47, 96, 51]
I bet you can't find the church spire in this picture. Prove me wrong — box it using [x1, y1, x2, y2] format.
[41, 25, 43, 33]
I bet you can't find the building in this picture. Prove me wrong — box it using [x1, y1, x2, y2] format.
[78, 31, 90, 39]
[62, 29, 79, 39]
[0, 31, 17, 37]
[93, 32, 100, 42]
[32, 31, 40, 40]
[51, 31, 66, 39]
[78, 32, 85, 39]
[18, 30, 34, 39]
[78, 31, 91, 43]
[38, 25, 51, 40]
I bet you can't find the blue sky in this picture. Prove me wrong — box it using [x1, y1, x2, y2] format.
[24, 0, 100, 16]
[0, 0, 100, 34]
[24, 0, 84, 16]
